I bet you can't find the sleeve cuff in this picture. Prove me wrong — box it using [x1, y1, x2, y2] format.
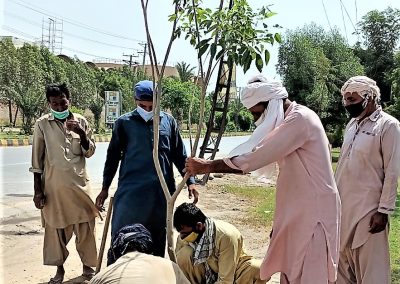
[378, 207, 395, 215]
[82, 141, 95, 158]
[29, 167, 43, 174]
[223, 157, 246, 173]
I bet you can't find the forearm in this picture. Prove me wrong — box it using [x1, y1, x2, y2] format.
[210, 159, 243, 174]
[78, 129, 90, 150]
[102, 149, 121, 188]
[33, 173, 43, 194]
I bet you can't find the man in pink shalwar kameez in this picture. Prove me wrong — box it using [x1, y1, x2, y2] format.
[186, 75, 341, 284]
[335, 76, 400, 284]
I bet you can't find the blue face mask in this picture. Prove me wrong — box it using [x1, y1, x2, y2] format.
[136, 105, 153, 122]
[51, 108, 70, 120]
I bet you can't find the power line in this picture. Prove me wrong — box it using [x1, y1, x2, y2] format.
[63, 32, 138, 50]
[338, 0, 357, 33]
[321, 0, 333, 33]
[339, 0, 349, 42]
[2, 25, 123, 61]
[2, 25, 39, 41]
[5, 11, 141, 50]
[7, 0, 144, 42]
[4, 10, 43, 27]
[62, 46, 121, 61]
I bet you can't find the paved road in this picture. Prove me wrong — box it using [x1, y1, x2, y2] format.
[0, 136, 249, 197]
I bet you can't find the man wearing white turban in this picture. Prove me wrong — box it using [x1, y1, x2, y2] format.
[335, 76, 400, 284]
[186, 74, 341, 284]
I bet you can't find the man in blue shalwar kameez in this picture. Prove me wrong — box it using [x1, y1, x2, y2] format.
[95, 80, 198, 258]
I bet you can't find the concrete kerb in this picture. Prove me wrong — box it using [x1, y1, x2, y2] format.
[0, 132, 251, 147]
[0, 136, 111, 147]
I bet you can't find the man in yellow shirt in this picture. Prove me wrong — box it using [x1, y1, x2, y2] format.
[174, 202, 266, 284]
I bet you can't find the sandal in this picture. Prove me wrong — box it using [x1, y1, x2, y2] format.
[48, 277, 63, 284]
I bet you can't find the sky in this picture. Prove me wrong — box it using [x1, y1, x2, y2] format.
[1, 0, 399, 88]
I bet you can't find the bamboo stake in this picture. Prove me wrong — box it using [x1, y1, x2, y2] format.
[95, 196, 114, 274]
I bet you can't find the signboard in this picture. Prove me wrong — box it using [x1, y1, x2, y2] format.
[105, 91, 121, 125]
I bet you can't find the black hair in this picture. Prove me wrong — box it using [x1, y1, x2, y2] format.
[173, 202, 207, 231]
[106, 223, 154, 266]
[46, 83, 70, 101]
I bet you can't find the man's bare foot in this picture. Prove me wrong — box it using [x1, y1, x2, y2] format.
[48, 265, 64, 284]
[82, 265, 95, 280]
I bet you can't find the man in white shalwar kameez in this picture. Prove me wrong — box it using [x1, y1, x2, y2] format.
[186, 75, 341, 284]
[335, 76, 400, 284]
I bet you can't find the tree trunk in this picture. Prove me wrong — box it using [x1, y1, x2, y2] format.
[13, 106, 19, 127]
[8, 100, 12, 125]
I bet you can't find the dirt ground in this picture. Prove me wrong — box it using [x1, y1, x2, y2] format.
[0, 173, 279, 283]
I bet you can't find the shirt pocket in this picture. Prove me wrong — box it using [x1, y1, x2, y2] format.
[353, 131, 379, 155]
[70, 133, 83, 156]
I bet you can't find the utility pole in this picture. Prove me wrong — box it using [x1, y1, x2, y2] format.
[122, 53, 139, 68]
[138, 42, 147, 70]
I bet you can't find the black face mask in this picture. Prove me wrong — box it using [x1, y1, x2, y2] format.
[345, 101, 366, 118]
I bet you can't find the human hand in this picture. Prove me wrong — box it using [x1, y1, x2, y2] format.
[369, 212, 388, 234]
[95, 189, 109, 212]
[185, 157, 211, 175]
[33, 192, 46, 209]
[188, 184, 199, 204]
[66, 119, 84, 135]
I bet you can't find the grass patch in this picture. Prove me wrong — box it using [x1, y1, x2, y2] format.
[0, 132, 30, 139]
[222, 184, 276, 228]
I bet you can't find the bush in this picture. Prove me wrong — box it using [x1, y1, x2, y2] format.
[225, 121, 237, 132]
[237, 110, 253, 131]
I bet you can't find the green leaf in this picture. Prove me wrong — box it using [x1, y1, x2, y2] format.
[168, 14, 177, 22]
[240, 49, 250, 66]
[190, 36, 196, 46]
[274, 33, 282, 44]
[264, 49, 270, 66]
[265, 11, 277, 18]
[243, 56, 252, 73]
[196, 38, 211, 49]
[210, 43, 217, 60]
[198, 43, 209, 58]
[215, 48, 225, 60]
[255, 53, 263, 72]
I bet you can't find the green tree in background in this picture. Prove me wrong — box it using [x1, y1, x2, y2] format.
[175, 61, 196, 82]
[88, 93, 104, 134]
[277, 24, 364, 145]
[0, 38, 20, 125]
[40, 47, 68, 86]
[97, 66, 149, 114]
[14, 44, 46, 134]
[161, 77, 201, 129]
[355, 7, 400, 102]
[228, 97, 252, 131]
[385, 51, 400, 119]
[65, 58, 97, 109]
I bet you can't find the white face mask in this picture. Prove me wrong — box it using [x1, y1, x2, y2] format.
[254, 112, 266, 127]
[136, 105, 153, 122]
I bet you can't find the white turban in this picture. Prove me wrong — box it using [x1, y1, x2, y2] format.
[240, 74, 289, 109]
[341, 76, 381, 102]
[229, 74, 288, 183]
